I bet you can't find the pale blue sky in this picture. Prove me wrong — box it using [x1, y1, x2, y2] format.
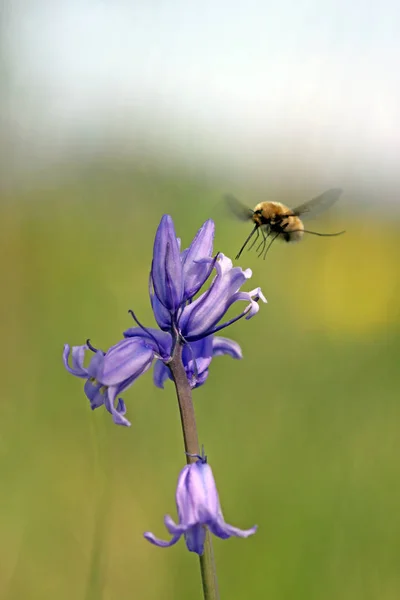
[4, 0, 400, 194]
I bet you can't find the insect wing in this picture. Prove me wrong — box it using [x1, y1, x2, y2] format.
[292, 188, 343, 220]
[224, 194, 254, 221]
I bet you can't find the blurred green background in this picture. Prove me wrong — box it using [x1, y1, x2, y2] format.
[1, 162, 399, 600]
[3, 1, 400, 598]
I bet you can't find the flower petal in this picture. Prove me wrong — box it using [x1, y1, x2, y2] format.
[123, 326, 172, 359]
[181, 220, 215, 300]
[150, 283, 173, 331]
[151, 215, 183, 312]
[182, 337, 213, 380]
[184, 524, 206, 555]
[100, 338, 155, 386]
[191, 370, 209, 389]
[178, 461, 220, 524]
[242, 287, 267, 319]
[185, 286, 267, 341]
[116, 398, 127, 415]
[143, 530, 181, 548]
[87, 350, 106, 379]
[153, 360, 171, 389]
[164, 514, 191, 535]
[179, 254, 252, 339]
[212, 336, 242, 359]
[193, 461, 221, 518]
[143, 514, 188, 548]
[84, 379, 106, 409]
[175, 463, 194, 523]
[104, 385, 131, 427]
[208, 518, 257, 540]
[63, 344, 88, 378]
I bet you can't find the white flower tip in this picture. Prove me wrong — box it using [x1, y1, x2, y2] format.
[257, 288, 267, 304]
[248, 287, 267, 304]
[247, 524, 258, 536]
[244, 288, 268, 320]
[245, 301, 260, 319]
[217, 253, 233, 273]
[243, 268, 252, 279]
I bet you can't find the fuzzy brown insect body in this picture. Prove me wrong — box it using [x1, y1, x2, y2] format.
[225, 188, 345, 260]
[252, 201, 305, 243]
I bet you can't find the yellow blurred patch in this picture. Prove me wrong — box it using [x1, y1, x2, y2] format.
[293, 219, 400, 336]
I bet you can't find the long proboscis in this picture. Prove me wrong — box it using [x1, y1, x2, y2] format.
[235, 224, 259, 259]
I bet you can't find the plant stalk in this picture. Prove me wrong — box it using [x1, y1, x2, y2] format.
[168, 341, 219, 600]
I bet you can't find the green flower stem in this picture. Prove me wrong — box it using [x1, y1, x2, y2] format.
[168, 340, 219, 600]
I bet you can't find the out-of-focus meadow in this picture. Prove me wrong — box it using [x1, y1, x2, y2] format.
[1, 162, 400, 600]
[2, 0, 400, 596]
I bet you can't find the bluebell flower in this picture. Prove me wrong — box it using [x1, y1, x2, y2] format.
[150, 216, 216, 331]
[63, 339, 155, 427]
[151, 215, 185, 314]
[178, 253, 266, 342]
[64, 215, 266, 423]
[150, 215, 266, 341]
[144, 455, 257, 554]
[102, 216, 266, 399]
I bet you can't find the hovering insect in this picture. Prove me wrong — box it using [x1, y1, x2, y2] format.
[225, 188, 345, 260]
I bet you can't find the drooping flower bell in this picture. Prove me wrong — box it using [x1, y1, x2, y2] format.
[63, 339, 155, 427]
[144, 454, 257, 555]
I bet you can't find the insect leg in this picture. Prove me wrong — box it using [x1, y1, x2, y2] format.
[262, 232, 280, 259]
[256, 227, 269, 257]
[301, 229, 345, 237]
[247, 227, 260, 251]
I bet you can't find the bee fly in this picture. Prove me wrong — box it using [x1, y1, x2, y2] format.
[225, 188, 345, 259]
